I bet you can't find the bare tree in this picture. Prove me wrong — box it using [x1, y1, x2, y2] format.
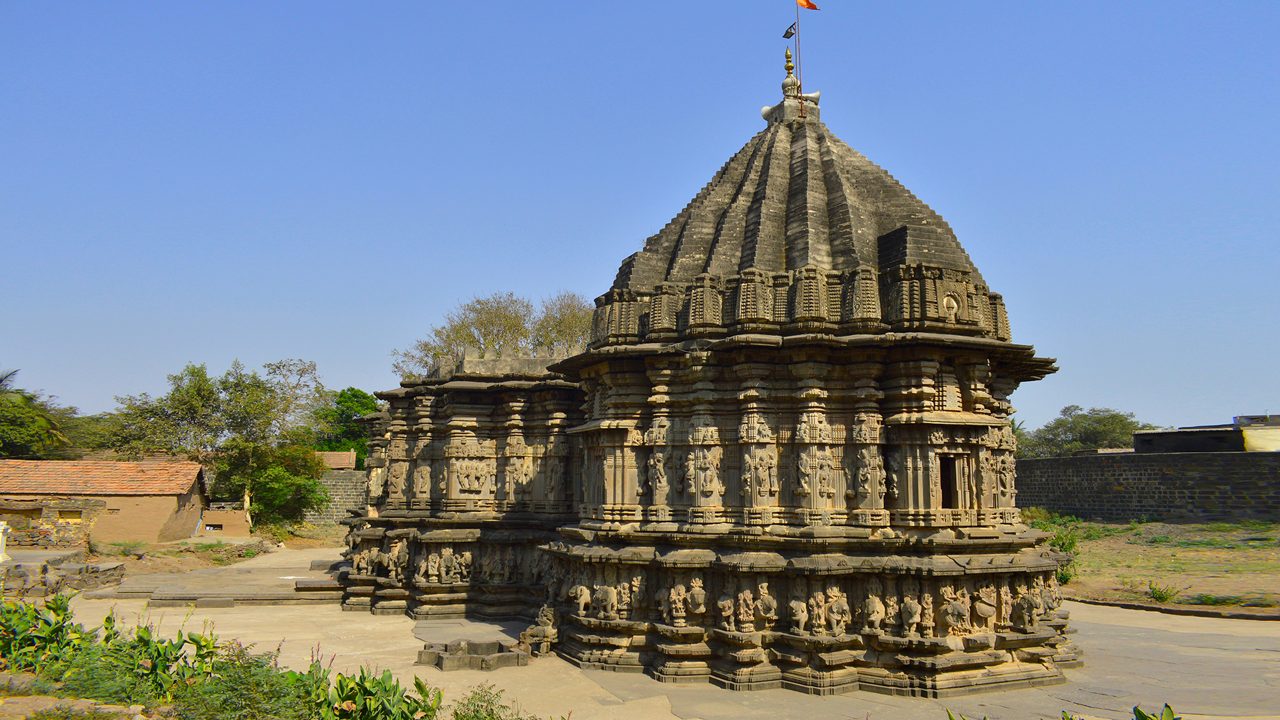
[393, 291, 593, 378]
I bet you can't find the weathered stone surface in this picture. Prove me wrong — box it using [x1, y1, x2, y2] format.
[341, 56, 1070, 697]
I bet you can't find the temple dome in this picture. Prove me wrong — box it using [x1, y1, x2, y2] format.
[590, 68, 1013, 349]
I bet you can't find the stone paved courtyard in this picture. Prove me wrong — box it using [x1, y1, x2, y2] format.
[68, 550, 1280, 720]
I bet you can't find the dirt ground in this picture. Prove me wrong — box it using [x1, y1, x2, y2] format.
[1035, 513, 1280, 616]
[83, 522, 348, 575]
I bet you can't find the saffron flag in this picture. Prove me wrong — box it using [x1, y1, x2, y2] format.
[783, 22, 797, 38]
[797, 0, 819, 10]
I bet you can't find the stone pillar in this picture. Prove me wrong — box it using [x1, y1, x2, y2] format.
[0, 520, 9, 563]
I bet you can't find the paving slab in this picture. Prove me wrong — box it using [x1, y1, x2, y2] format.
[84, 547, 342, 605]
[65, 595, 1280, 720]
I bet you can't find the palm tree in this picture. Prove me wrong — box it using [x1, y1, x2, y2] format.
[0, 369, 69, 457]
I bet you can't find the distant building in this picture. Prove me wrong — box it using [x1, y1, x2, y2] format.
[316, 450, 358, 470]
[0, 460, 206, 546]
[1134, 414, 1280, 453]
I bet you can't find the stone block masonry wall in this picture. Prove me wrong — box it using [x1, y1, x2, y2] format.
[1017, 452, 1280, 522]
[305, 470, 367, 523]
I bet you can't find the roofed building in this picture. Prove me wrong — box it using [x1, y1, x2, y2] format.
[0, 460, 206, 546]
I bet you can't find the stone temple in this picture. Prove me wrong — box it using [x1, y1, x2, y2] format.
[343, 55, 1078, 697]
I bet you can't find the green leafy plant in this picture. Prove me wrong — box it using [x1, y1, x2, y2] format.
[323, 667, 441, 720]
[1133, 704, 1180, 720]
[1147, 581, 1182, 603]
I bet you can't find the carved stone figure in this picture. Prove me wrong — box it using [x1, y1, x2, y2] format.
[900, 593, 922, 637]
[940, 586, 972, 636]
[439, 547, 460, 583]
[687, 576, 707, 620]
[788, 594, 809, 635]
[742, 444, 779, 498]
[717, 593, 737, 632]
[755, 582, 778, 628]
[808, 590, 828, 635]
[736, 588, 756, 630]
[825, 586, 851, 636]
[592, 584, 619, 620]
[974, 585, 998, 631]
[669, 584, 688, 627]
[518, 604, 559, 656]
[863, 578, 886, 633]
[570, 584, 591, 616]
[1011, 583, 1044, 631]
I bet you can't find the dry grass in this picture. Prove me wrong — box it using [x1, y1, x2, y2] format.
[1025, 510, 1280, 614]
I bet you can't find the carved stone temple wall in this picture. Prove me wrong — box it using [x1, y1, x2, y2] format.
[342, 59, 1077, 697]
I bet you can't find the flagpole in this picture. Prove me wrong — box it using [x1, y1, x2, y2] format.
[795, 1, 805, 117]
[794, 1, 803, 93]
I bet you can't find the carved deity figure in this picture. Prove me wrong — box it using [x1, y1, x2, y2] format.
[736, 588, 756, 630]
[412, 460, 432, 499]
[921, 591, 936, 637]
[717, 594, 736, 632]
[939, 586, 972, 636]
[900, 594, 922, 637]
[851, 446, 886, 509]
[755, 582, 778, 628]
[439, 547, 460, 583]
[742, 444, 780, 498]
[646, 449, 668, 498]
[797, 446, 839, 500]
[863, 578, 886, 633]
[517, 605, 559, 657]
[669, 584, 688, 627]
[825, 586, 851, 636]
[788, 594, 809, 635]
[386, 463, 408, 503]
[973, 585, 998, 631]
[996, 454, 1016, 504]
[1011, 582, 1044, 631]
[808, 590, 828, 635]
[544, 454, 564, 501]
[687, 576, 707, 620]
[685, 445, 725, 500]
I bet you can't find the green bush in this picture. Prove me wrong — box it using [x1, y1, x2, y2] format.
[1147, 581, 1181, 603]
[0, 594, 549, 720]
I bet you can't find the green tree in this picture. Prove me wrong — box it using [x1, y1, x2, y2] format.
[106, 360, 332, 523]
[314, 387, 380, 467]
[0, 370, 70, 458]
[392, 291, 593, 378]
[1019, 405, 1159, 458]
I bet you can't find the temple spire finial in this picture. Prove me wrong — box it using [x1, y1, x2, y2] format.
[785, 47, 795, 78]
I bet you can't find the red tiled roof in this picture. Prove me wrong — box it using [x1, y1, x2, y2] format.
[316, 450, 357, 470]
[0, 460, 203, 496]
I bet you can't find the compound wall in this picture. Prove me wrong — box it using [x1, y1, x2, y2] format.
[1016, 452, 1280, 522]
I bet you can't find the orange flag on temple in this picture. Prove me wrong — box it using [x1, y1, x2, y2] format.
[797, 0, 820, 9]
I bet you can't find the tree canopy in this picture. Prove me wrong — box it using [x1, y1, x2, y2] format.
[1018, 405, 1159, 458]
[107, 360, 332, 522]
[0, 370, 69, 458]
[392, 290, 593, 378]
[314, 387, 381, 467]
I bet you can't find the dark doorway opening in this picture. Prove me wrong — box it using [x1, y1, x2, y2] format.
[939, 455, 958, 509]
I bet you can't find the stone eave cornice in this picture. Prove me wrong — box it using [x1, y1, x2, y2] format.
[376, 375, 578, 400]
[552, 332, 1056, 380]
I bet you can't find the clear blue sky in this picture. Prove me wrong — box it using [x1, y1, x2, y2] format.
[3, 1, 1277, 430]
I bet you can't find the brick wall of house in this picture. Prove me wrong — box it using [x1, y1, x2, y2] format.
[1016, 452, 1280, 521]
[304, 470, 367, 523]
